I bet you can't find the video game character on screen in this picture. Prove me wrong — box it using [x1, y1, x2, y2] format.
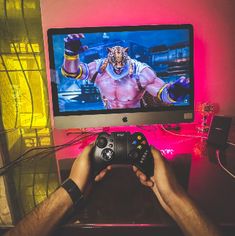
[57, 31, 191, 112]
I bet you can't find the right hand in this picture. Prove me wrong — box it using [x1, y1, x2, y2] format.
[64, 33, 88, 55]
[133, 146, 186, 215]
[168, 76, 190, 101]
[69, 144, 111, 193]
[134, 147, 223, 236]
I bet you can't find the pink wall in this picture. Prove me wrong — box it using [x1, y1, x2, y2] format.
[40, 0, 235, 117]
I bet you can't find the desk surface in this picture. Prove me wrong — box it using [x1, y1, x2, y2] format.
[2, 123, 235, 236]
[58, 124, 235, 228]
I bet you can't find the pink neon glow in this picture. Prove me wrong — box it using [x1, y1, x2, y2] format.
[41, 0, 235, 117]
[53, 124, 203, 160]
[76, 223, 165, 227]
[40, 0, 235, 159]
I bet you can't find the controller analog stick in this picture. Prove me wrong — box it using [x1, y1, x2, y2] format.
[97, 137, 108, 148]
[101, 148, 114, 161]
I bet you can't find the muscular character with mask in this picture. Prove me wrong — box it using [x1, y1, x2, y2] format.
[61, 34, 190, 109]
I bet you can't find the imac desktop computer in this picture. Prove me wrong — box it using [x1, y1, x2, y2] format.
[47, 24, 194, 129]
[46, 24, 195, 230]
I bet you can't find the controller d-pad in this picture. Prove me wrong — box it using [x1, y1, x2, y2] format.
[97, 137, 108, 148]
[101, 148, 114, 161]
[129, 150, 140, 160]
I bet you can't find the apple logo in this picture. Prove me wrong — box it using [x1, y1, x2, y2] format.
[122, 116, 128, 123]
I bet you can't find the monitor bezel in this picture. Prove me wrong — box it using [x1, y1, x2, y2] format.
[47, 24, 194, 128]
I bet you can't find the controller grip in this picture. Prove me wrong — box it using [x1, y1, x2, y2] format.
[131, 149, 154, 177]
[91, 133, 114, 177]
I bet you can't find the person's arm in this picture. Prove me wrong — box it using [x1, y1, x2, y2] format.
[4, 144, 111, 236]
[141, 67, 190, 104]
[4, 186, 73, 236]
[133, 147, 222, 236]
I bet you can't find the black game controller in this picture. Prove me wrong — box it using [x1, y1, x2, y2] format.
[91, 132, 154, 177]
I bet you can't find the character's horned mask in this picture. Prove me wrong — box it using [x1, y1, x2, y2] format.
[107, 46, 129, 74]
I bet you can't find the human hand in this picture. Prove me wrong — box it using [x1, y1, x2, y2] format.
[69, 144, 111, 193]
[168, 76, 190, 101]
[133, 146, 185, 215]
[64, 33, 88, 56]
[134, 147, 223, 236]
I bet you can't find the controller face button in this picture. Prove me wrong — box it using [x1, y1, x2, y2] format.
[137, 145, 142, 150]
[141, 140, 146, 145]
[101, 148, 114, 161]
[137, 135, 142, 140]
[132, 140, 138, 145]
[97, 137, 108, 148]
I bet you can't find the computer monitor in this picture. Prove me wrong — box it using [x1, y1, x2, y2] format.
[47, 24, 194, 129]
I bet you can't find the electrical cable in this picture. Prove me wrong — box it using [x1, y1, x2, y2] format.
[13, 132, 94, 164]
[160, 125, 235, 148]
[0, 127, 54, 135]
[160, 124, 208, 139]
[0, 131, 98, 176]
[160, 124, 235, 179]
[0, 128, 19, 134]
[216, 149, 235, 179]
[13, 131, 87, 161]
[136, 124, 158, 132]
[0, 133, 92, 175]
[227, 141, 235, 147]
[22, 133, 95, 181]
[45, 153, 54, 198]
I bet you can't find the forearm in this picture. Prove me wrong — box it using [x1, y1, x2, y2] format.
[62, 54, 83, 78]
[156, 190, 222, 236]
[5, 187, 73, 236]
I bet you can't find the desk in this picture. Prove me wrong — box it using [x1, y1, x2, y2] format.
[56, 124, 235, 236]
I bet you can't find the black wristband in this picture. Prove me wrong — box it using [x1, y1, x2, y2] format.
[61, 178, 84, 207]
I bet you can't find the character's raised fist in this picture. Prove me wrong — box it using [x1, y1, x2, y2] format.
[64, 34, 88, 56]
[168, 76, 190, 101]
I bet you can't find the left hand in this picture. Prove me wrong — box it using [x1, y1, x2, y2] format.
[69, 144, 111, 193]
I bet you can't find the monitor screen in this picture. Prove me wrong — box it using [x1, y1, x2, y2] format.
[47, 24, 194, 129]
